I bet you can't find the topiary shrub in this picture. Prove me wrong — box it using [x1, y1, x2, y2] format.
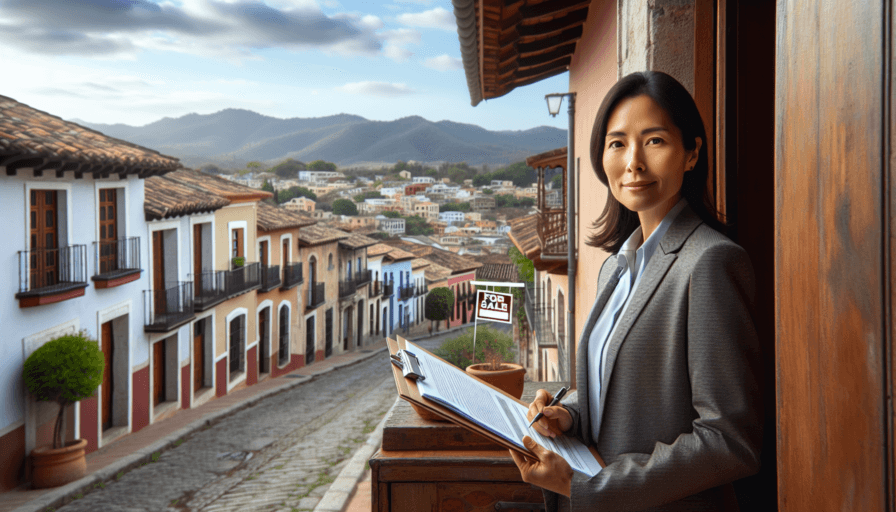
[433, 325, 516, 371]
[23, 331, 104, 449]
[425, 286, 455, 332]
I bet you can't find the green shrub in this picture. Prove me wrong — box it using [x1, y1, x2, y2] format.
[23, 331, 104, 448]
[425, 287, 455, 331]
[433, 325, 516, 370]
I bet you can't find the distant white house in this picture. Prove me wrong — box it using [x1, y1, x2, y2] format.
[379, 187, 402, 197]
[298, 171, 344, 182]
[439, 211, 465, 223]
[376, 215, 406, 236]
[412, 176, 436, 184]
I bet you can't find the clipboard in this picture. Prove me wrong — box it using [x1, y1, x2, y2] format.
[387, 335, 605, 467]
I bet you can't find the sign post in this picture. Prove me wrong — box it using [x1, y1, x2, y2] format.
[470, 280, 524, 364]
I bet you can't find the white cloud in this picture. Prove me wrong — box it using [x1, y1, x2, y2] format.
[395, 7, 456, 31]
[338, 81, 415, 97]
[0, 0, 388, 61]
[380, 28, 420, 62]
[423, 54, 462, 71]
[384, 45, 413, 62]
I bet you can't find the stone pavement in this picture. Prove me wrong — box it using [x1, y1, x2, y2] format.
[3, 339, 392, 512]
[2, 323, 475, 512]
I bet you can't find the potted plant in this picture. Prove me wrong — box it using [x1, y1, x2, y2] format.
[231, 256, 245, 268]
[23, 331, 103, 488]
[434, 326, 526, 399]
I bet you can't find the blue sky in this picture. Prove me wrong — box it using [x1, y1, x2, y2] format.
[0, 0, 571, 132]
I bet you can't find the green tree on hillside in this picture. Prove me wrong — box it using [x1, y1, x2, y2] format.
[382, 210, 402, 218]
[440, 202, 471, 212]
[307, 160, 337, 172]
[405, 215, 434, 236]
[261, 179, 274, 194]
[332, 199, 359, 216]
[354, 191, 383, 203]
[271, 158, 307, 178]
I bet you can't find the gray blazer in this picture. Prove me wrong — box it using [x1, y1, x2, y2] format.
[542, 204, 762, 512]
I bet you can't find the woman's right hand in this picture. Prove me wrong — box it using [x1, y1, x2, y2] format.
[527, 389, 573, 438]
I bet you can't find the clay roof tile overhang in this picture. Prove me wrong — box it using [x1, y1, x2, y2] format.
[298, 225, 351, 247]
[256, 201, 317, 232]
[145, 171, 231, 221]
[338, 232, 380, 250]
[384, 240, 483, 274]
[526, 146, 568, 169]
[0, 95, 182, 178]
[453, 0, 592, 106]
[170, 168, 273, 203]
[411, 258, 432, 270]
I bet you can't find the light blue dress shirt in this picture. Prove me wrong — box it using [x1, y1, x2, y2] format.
[587, 198, 688, 442]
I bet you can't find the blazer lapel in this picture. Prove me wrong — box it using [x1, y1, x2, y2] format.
[596, 206, 704, 433]
[576, 258, 622, 444]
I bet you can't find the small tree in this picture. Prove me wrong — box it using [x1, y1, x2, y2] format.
[23, 332, 104, 449]
[332, 199, 359, 216]
[425, 287, 455, 331]
[261, 179, 274, 194]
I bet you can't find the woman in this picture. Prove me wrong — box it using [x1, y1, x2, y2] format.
[509, 71, 762, 511]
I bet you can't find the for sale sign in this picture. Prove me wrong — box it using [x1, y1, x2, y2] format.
[475, 290, 513, 324]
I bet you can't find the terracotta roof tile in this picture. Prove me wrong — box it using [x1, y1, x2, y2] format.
[384, 240, 483, 274]
[367, 243, 394, 257]
[339, 232, 379, 250]
[424, 262, 453, 282]
[0, 95, 181, 177]
[411, 258, 431, 270]
[508, 213, 541, 258]
[257, 201, 317, 232]
[298, 225, 350, 246]
[476, 263, 519, 282]
[145, 170, 230, 221]
[169, 168, 272, 202]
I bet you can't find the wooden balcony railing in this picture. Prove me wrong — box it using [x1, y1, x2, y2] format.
[144, 281, 195, 332]
[368, 281, 382, 298]
[17, 244, 89, 306]
[282, 262, 303, 290]
[260, 264, 282, 292]
[192, 270, 227, 311]
[383, 282, 394, 297]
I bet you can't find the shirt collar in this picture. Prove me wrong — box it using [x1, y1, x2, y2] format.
[617, 197, 688, 277]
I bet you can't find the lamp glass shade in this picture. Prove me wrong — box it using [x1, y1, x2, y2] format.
[546, 95, 563, 116]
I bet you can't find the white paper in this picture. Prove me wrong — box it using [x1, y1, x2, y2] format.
[405, 340, 601, 477]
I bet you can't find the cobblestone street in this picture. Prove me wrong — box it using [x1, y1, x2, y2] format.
[52, 327, 504, 512]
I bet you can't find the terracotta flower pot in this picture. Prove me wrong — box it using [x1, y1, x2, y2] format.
[466, 363, 526, 399]
[31, 438, 87, 489]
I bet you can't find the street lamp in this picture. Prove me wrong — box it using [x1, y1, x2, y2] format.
[544, 91, 576, 386]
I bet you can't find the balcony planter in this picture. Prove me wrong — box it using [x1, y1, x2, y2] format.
[232, 256, 245, 268]
[23, 331, 103, 488]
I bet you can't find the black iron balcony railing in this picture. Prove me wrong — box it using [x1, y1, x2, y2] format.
[144, 281, 195, 332]
[192, 270, 227, 311]
[383, 282, 394, 297]
[399, 285, 414, 301]
[306, 282, 326, 310]
[353, 269, 372, 285]
[339, 280, 357, 298]
[260, 264, 282, 293]
[93, 237, 141, 281]
[17, 244, 89, 300]
[368, 280, 382, 298]
[281, 262, 303, 290]
[416, 284, 429, 296]
[225, 262, 261, 297]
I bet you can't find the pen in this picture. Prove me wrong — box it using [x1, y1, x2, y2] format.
[527, 386, 569, 429]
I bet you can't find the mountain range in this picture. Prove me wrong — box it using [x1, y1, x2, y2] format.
[73, 109, 568, 169]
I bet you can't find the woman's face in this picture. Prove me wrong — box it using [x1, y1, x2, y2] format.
[602, 94, 701, 223]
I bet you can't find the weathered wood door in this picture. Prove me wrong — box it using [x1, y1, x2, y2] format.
[775, 1, 890, 510]
[325, 308, 333, 358]
[231, 228, 243, 259]
[193, 321, 204, 393]
[152, 231, 166, 314]
[30, 189, 58, 287]
[305, 316, 315, 364]
[193, 224, 202, 297]
[153, 340, 165, 407]
[98, 188, 117, 274]
[278, 306, 288, 365]
[101, 321, 114, 431]
[259, 240, 268, 266]
[282, 239, 289, 266]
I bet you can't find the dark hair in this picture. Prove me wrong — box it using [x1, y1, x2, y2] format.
[586, 71, 727, 252]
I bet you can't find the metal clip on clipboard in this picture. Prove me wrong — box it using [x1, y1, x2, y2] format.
[390, 349, 425, 381]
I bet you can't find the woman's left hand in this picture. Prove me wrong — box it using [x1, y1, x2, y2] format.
[509, 436, 574, 497]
